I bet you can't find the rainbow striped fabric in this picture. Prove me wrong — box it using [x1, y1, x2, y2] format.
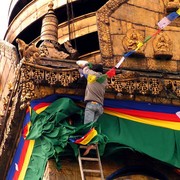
[6, 95, 56, 180]
[7, 95, 180, 179]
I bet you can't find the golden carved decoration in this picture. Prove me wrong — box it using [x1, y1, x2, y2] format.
[64, 41, 78, 59]
[13, 0, 179, 110]
[16, 1, 78, 63]
[2, 97, 9, 111]
[153, 32, 173, 60]
[166, 0, 180, 12]
[39, 40, 70, 60]
[36, 1, 78, 60]
[16, 38, 40, 63]
[34, 86, 54, 99]
[97, 0, 127, 62]
[0, 93, 18, 157]
[107, 73, 180, 98]
[15, 0, 80, 108]
[16, 38, 78, 64]
[11, 56, 180, 109]
[149, 78, 163, 95]
[7, 82, 13, 91]
[1, 80, 16, 113]
[19, 62, 80, 108]
[40, 1, 58, 42]
[123, 29, 145, 56]
[137, 78, 149, 95]
[172, 80, 180, 97]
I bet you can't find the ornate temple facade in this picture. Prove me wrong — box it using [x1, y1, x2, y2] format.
[0, 0, 180, 179]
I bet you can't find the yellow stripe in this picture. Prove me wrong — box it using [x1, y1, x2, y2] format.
[18, 140, 35, 180]
[177, 8, 180, 15]
[26, 122, 32, 137]
[36, 106, 49, 114]
[104, 109, 180, 130]
[19, 105, 48, 179]
[26, 106, 49, 136]
[80, 129, 98, 145]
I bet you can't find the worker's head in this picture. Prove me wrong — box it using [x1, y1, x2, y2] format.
[92, 64, 103, 73]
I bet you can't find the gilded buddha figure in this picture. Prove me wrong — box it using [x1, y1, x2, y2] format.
[123, 29, 145, 57]
[166, 0, 180, 12]
[153, 32, 173, 59]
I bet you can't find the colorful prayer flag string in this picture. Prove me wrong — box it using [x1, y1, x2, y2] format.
[105, 8, 180, 78]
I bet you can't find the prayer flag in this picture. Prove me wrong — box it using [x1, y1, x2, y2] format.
[157, 17, 171, 29]
[167, 12, 179, 21]
[74, 128, 97, 145]
[176, 111, 180, 118]
[96, 74, 107, 83]
[106, 67, 116, 78]
[176, 8, 180, 15]
[135, 42, 143, 51]
[115, 56, 125, 68]
[143, 35, 152, 43]
[76, 60, 88, 68]
[124, 50, 135, 57]
[152, 29, 161, 37]
[87, 74, 97, 83]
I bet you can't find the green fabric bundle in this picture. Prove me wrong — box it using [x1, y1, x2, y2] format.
[25, 98, 108, 179]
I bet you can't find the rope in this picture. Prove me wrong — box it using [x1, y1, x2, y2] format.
[66, 0, 77, 50]
[66, 0, 71, 41]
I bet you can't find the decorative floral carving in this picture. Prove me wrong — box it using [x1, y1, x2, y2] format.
[172, 80, 180, 97]
[97, 0, 127, 63]
[106, 74, 180, 99]
[19, 63, 80, 108]
[149, 78, 163, 95]
[137, 78, 149, 95]
[39, 40, 70, 60]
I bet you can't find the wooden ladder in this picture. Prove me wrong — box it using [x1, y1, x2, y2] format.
[78, 145, 104, 180]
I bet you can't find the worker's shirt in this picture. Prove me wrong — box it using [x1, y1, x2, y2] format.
[83, 66, 107, 105]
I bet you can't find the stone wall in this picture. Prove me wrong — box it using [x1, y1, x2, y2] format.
[97, 0, 180, 70]
[0, 41, 19, 113]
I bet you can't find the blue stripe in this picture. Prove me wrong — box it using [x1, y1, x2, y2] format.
[104, 99, 179, 114]
[30, 94, 179, 114]
[7, 136, 25, 180]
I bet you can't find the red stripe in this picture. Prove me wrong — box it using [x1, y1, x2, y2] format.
[33, 102, 51, 111]
[75, 128, 94, 144]
[26, 107, 30, 113]
[105, 107, 180, 122]
[22, 124, 29, 138]
[13, 140, 30, 179]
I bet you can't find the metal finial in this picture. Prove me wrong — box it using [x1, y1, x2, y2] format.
[48, 1, 54, 10]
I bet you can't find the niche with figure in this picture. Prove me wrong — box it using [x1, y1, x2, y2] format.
[122, 29, 145, 58]
[153, 32, 173, 60]
[166, 0, 180, 12]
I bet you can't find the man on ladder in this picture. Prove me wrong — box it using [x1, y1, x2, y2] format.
[76, 61, 107, 180]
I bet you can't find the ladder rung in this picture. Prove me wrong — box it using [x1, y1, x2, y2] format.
[79, 145, 96, 150]
[83, 169, 101, 173]
[78, 145, 104, 179]
[80, 157, 99, 161]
